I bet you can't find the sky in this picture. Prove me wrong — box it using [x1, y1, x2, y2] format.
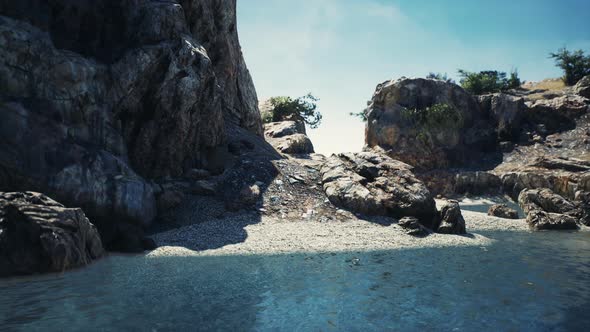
[237, 0, 590, 155]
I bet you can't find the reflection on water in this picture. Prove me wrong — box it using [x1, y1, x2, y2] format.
[1, 231, 589, 331]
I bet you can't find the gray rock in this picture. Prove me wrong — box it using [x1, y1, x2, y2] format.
[0, 192, 105, 277]
[271, 134, 315, 154]
[477, 93, 526, 141]
[437, 200, 467, 235]
[455, 171, 502, 195]
[518, 188, 581, 230]
[574, 75, 590, 98]
[321, 152, 438, 228]
[0, 1, 260, 250]
[487, 204, 519, 219]
[264, 121, 307, 138]
[525, 95, 589, 133]
[398, 217, 430, 237]
[365, 78, 495, 170]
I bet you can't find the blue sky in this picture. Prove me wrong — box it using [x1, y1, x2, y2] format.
[237, 0, 590, 154]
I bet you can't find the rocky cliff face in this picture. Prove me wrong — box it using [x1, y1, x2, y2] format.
[0, 0, 261, 250]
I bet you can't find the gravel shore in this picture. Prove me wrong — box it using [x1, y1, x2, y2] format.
[149, 206, 530, 258]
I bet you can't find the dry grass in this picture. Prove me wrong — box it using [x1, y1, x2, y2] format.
[522, 78, 566, 101]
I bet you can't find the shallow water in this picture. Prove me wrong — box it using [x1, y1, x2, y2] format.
[1, 231, 589, 331]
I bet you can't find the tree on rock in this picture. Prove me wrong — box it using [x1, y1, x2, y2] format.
[458, 69, 522, 95]
[262, 93, 322, 129]
[549, 47, 590, 86]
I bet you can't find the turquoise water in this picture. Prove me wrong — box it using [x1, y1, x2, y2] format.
[1, 231, 589, 331]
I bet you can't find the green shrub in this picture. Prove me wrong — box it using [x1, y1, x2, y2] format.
[401, 103, 464, 132]
[549, 47, 590, 86]
[426, 72, 455, 84]
[265, 93, 322, 129]
[458, 69, 522, 95]
[349, 110, 368, 122]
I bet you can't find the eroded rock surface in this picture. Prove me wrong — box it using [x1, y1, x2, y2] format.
[365, 78, 495, 170]
[437, 200, 467, 234]
[0, 192, 104, 277]
[264, 121, 314, 154]
[0, 0, 260, 250]
[518, 189, 581, 230]
[320, 152, 438, 228]
[574, 75, 590, 99]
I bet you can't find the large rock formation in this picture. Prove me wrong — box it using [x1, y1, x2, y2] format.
[320, 152, 438, 228]
[477, 93, 526, 141]
[518, 188, 582, 230]
[0, 192, 104, 277]
[365, 78, 496, 170]
[0, 1, 261, 250]
[574, 75, 590, 98]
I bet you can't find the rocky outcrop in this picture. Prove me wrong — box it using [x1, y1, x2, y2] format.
[525, 95, 589, 133]
[320, 152, 438, 228]
[264, 121, 314, 154]
[0, 0, 261, 250]
[518, 189, 582, 230]
[398, 217, 430, 237]
[0, 192, 104, 277]
[487, 204, 519, 219]
[574, 75, 590, 98]
[365, 78, 496, 170]
[437, 200, 467, 234]
[477, 93, 526, 141]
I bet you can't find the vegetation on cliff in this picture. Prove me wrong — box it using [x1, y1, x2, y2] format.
[262, 93, 322, 128]
[549, 47, 590, 86]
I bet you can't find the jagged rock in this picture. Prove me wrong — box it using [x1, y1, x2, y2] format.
[518, 188, 580, 230]
[525, 210, 579, 231]
[574, 75, 590, 98]
[532, 156, 590, 172]
[525, 95, 589, 133]
[398, 217, 430, 237]
[487, 204, 519, 219]
[0, 192, 105, 277]
[0, 1, 260, 251]
[437, 200, 467, 234]
[365, 78, 496, 170]
[477, 93, 526, 141]
[320, 152, 438, 228]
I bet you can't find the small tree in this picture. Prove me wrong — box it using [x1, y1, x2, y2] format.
[349, 110, 368, 122]
[426, 72, 455, 84]
[264, 93, 322, 128]
[549, 47, 590, 86]
[458, 69, 522, 95]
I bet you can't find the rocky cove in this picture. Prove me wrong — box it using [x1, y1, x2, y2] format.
[1, 1, 590, 331]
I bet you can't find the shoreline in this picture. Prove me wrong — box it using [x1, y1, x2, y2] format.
[148, 209, 533, 258]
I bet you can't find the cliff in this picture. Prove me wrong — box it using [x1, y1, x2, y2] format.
[0, 0, 261, 250]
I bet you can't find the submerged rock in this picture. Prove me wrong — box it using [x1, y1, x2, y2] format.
[320, 152, 438, 228]
[0, 192, 104, 277]
[487, 204, 519, 219]
[437, 201, 467, 235]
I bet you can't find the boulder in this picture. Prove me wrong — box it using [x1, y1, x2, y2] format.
[271, 134, 315, 154]
[437, 200, 467, 234]
[264, 121, 307, 138]
[526, 210, 579, 231]
[518, 188, 581, 230]
[0, 1, 261, 250]
[398, 217, 430, 237]
[487, 204, 519, 219]
[320, 152, 438, 228]
[365, 78, 496, 170]
[574, 75, 590, 98]
[264, 121, 314, 154]
[477, 93, 526, 141]
[0, 192, 105, 277]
